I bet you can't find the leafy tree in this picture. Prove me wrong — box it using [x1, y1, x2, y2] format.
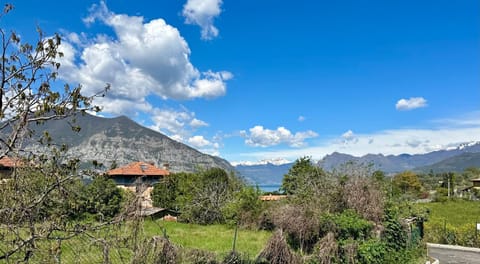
[0, 5, 108, 261]
[393, 171, 422, 196]
[81, 175, 124, 220]
[152, 174, 178, 210]
[182, 168, 242, 224]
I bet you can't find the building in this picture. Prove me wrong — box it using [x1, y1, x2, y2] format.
[0, 156, 19, 180]
[106, 161, 169, 186]
[106, 161, 170, 208]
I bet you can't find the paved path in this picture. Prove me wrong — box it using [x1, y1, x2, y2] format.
[428, 244, 480, 264]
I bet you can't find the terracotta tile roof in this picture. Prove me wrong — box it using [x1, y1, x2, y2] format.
[107, 162, 169, 177]
[0, 156, 19, 168]
[259, 194, 287, 201]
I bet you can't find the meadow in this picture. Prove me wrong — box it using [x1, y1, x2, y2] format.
[415, 200, 480, 247]
[0, 220, 272, 263]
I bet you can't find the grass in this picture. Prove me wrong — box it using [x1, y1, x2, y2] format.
[414, 199, 480, 246]
[143, 219, 272, 258]
[415, 199, 480, 226]
[0, 220, 272, 263]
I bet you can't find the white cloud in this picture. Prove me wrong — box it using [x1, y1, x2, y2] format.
[190, 118, 209, 128]
[188, 135, 212, 148]
[395, 97, 427, 111]
[298, 116, 305, 122]
[341, 130, 359, 144]
[58, 1, 232, 116]
[149, 107, 207, 138]
[240, 125, 318, 147]
[232, 112, 480, 162]
[183, 0, 223, 40]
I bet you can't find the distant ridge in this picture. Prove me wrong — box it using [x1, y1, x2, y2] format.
[317, 142, 480, 173]
[236, 142, 480, 186]
[26, 113, 234, 173]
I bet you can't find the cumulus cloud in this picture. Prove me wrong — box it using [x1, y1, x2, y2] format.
[58, 1, 232, 116]
[341, 130, 359, 144]
[148, 107, 208, 140]
[395, 97, 427, 111]
[234, 112, 480, 162]
[188, 135, 212, 148]
[183, 0, 223, 40]
[240, 125, 318, 147]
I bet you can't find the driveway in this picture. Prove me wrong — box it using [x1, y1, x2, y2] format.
[428, 243, 480, 264]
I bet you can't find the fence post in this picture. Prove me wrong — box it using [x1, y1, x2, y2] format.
[232, 222, 238, 253]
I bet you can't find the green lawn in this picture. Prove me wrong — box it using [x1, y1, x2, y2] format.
[415, 200, 480, 246]
[143, 220, 272, 258]
[416, 200, 480, 226]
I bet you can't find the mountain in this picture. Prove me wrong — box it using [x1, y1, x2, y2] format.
[317, 142, 480, 173]
[26, 113, 234, 173]
[414, 152, 480, 173]
[235, 162, 293, 185]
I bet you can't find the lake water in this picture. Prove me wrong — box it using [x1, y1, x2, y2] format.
[257, 184, 282, 193]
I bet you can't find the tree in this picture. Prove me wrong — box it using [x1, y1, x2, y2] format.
[393, 171, 422, 196]
[152, 174, 178, 210]
[182, 168, 241, 224]
[81, 175, 124, 220]
[0, 5, 109, 261]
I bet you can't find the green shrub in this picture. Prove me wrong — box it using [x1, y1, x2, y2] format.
[321, 210, 373, 241]
[357, 240, 386, 264]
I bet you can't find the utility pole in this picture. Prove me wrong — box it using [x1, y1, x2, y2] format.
[448, 177, 450, 198]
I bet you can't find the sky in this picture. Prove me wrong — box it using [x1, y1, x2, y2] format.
[5, 0, 480, 164]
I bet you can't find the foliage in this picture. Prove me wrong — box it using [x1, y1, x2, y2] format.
[81, 175, 124, 220]
[0, 5, 111, 261]
[357, 239, 387, 264]
[223, 185, 265, 227]
[152, 173, 179, 210]
[321, 210, 374, 241]
[381, 206, 407, 251]
[415, 200, 480, 247]
[281, 157, 330, 199]
[182, 168, 242, 224]
[393, 171, 422, 196]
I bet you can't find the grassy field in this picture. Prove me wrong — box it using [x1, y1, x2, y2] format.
[415, 200, 480, 246]
[0, 220, 272, 263]
[143, 220, 272, 257]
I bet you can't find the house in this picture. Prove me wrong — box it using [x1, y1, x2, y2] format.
[459, 178, 480, 199]
[259, 194, 287, 201]
[472, 178, 480, 188]
[106, 161, 170, 208]
[106, 161, 170, 186]
[0, 156, 20, 180]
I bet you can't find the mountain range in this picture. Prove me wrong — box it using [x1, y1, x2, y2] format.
[22, 113, 480, 183]
[26, 113, 233, 173]
[235, 142, 480, 185]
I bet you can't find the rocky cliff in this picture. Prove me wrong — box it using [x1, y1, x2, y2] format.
[26, 113, 233, 173]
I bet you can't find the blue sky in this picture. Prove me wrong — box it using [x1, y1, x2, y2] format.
[6, 0, 480, 164]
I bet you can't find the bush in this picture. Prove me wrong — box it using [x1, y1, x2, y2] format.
[81, 175, 124, 220]
[357, 240, 386, 264]
[321, 210, 373, 241]
[257, 229, 299, 264]
[273, 204, 321, 252]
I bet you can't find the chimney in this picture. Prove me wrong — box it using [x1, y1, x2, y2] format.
[163, 163, 170, 171]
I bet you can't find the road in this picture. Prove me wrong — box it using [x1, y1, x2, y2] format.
[428, 245, 480, 264]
